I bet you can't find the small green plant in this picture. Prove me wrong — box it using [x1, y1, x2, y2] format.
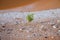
[26, 14, 34, 22]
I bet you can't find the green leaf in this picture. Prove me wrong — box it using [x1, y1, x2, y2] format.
[26, 14, 34, 22]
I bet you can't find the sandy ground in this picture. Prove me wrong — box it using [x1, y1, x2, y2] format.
[0, 18, 60, 40]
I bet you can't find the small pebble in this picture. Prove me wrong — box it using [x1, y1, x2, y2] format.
[40, 25, 44, 28]
[51, 36, 54, 39]
[22, 27, 26, 30]
[7, 29, 13, 31]
[0, 28, 5, 32]
[15, 21, 19, 25]
[58, 30, 60, 32]
[57, 33, 59, 35]
[53, 25, 57, 28]
[7, 29, 13, 34]
[33, 33, 36, 36]
[45, 36, 48, 38]
[7, 32, 11, 34]
[25, 30, 29, 33]
[57, 20, 60, 23]
[51, 24, 55, 26]
[33, 33, 39, 37]
[2, 26, 5, 28]
[39, 25, 44, 31]
[19, 29, 22, 31]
